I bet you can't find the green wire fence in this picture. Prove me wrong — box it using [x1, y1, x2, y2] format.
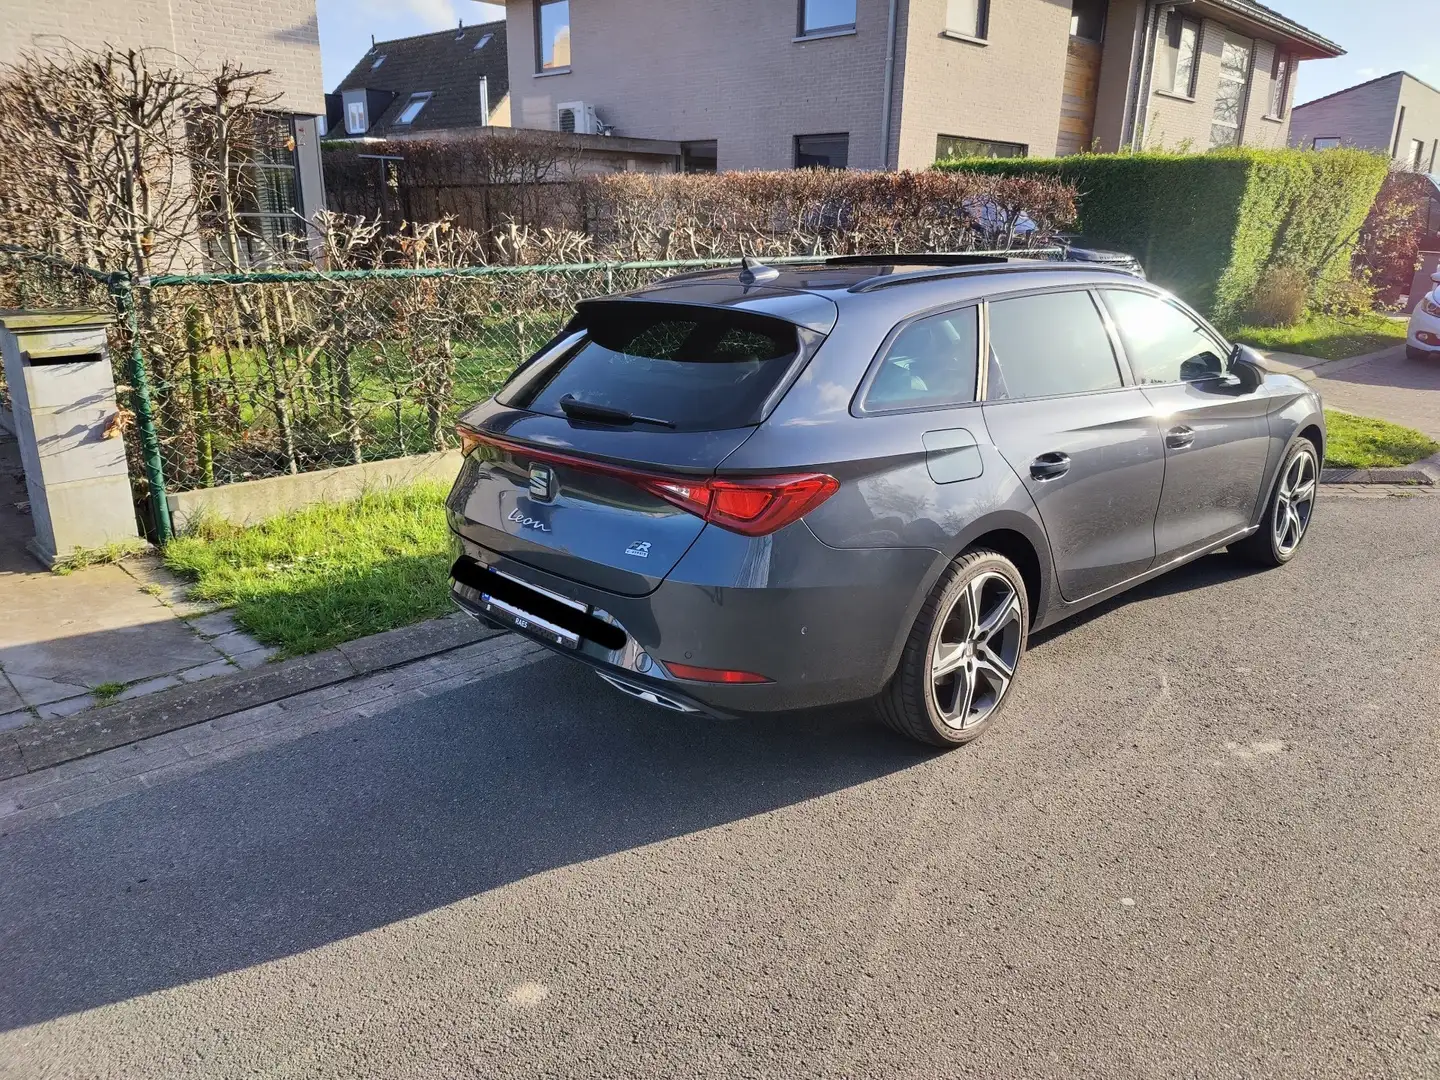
[1, 247, 1060, 544]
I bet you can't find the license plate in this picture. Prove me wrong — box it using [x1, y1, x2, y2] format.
[476, 589, 581, 650]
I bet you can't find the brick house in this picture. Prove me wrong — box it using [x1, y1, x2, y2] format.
[1289, 72, 1440, 172]
[491, 0, 1342, 171]
[0, 0, 327, 261]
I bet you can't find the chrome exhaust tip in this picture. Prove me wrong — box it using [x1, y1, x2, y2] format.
[595, 672, 700, 714]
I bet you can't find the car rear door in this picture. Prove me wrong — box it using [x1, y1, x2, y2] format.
[1099, 288, 1270, 562]
[980, 288, 1166, 602]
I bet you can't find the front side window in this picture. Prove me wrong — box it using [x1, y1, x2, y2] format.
[985, 291, 1122, 401]
[936, 135, 1027, 161]
[1158, 13, 1199, 96]
[1102, 290, 1228, 384]
[681, 141, 718, 173]
[537, 0, 571, 71]
[1268, 52, 1290, 116]
[946, 0, 990, 39]
[795, 133, 849, 169]
[863, 308, 979, 412]
[1312, 136, 1341, 150]
[503, 304, 805, 432]
[1210, 32, 1252, 149]
[800, 0, 856, 34]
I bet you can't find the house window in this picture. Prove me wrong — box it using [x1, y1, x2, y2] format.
[345, 100, 367, 135]
[370, 54, 386, 70]
[1268, 52, 1291, 117]
[1412, 139, 1427, 171]
[681, 141, 718, 173]
[936, 135, 1027, 160]
[197, 112, 308, 269]
[946, 0, 990, 39]
[795, 133, 849, 169]
[537, 0, 571, 71]
[474, 32, 493, 51]
[1209, 32, 1252, 149]
[1312, 137, 1341, 150]
[480, 77, 491, 125]
[799, 0, 856, 35]
[1070, 0, 1106, 42]
[1158, 13, 1200, 97]
[1392, 106, 1407, 157]
[394, 92, 431, 126]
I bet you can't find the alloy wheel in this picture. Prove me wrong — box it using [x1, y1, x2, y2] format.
[930, 571, 1024, 730]
[1274, 450, 1317, 556]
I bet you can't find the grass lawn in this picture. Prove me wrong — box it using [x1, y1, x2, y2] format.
[1234, 313, 1409, 362]
[1324, 409, 1440, 469]
[164, 482, 455, 656]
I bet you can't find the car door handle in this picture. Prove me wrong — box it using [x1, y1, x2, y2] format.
[1029, 452, 1071, 481]
[1165, 426, 1196, 450]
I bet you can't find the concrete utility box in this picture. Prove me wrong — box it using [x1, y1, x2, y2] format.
[0, 310, 140, 566]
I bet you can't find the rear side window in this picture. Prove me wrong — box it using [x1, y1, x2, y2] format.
[502, 303, 804, 432]
[985, 291, 1122, 401]
[1101, 289, 1230, 384]
[863, 307, 979, 412]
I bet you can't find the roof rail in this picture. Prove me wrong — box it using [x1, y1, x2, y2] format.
[849, 259, 1133, 293]
[822, 253, 1009, 269]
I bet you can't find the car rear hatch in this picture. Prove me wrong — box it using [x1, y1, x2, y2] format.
[450, 288, 838, 596]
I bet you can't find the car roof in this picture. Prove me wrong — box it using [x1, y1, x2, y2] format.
[601, 257, 1151, 325]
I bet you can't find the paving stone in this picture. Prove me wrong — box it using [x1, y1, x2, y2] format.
[229, 647, 278, 671]
[185, 611, 239, 639]
[177, 659, 236, 684]
[113, 674, 184, 702]
[0, 710, 32, 734]
[4, 672, 91, 707]
[0, 675, 23, 715]
[35, 695, 94, 721]
[208, 630, 269, 658]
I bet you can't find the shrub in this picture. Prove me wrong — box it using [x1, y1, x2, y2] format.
[935, 149, 1389, 328]
[1246, 266, 1309, 327]
[582, 169, 1078, 260]
[1355, 170, 1432, 306]
[1313, 273, 1379, 319]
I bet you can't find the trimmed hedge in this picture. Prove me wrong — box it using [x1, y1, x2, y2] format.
[935, 149, 1389, 327]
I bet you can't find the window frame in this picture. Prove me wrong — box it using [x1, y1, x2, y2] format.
[1209, 31, 1253, 150]
[798, 0, 857, 37]
[978, 286, 1130, 404]
[1097, 284, 1234, 389]
[393, 92, 432, 127]
[1267, 50, 1291, 118]
[535, 0, 572, 73]
[1312, 136, 1341, 150]
[935, 134, 1028, 161]
[852, 303, 983, 417]
[1159, 13, 1201, 99]
[794, 132, 850, 169]
[943, 0, 991, 41]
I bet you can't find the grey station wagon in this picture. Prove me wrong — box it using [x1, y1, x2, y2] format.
[448, 256, 1324, 747]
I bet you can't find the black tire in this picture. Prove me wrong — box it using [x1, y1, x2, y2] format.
[875, 549, 1029, 748]
[1230, 439, 1320, 567]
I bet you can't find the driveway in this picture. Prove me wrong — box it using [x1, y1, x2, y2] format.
[1309, 345, 1440, 439]
[1, 492, 1437, 1079]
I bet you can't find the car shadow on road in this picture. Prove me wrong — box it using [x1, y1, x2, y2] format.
[0, 658, 930, 1031]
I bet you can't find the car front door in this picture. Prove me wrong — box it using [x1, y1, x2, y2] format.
[1099, 288, 1271, 562]
[981, 289, 1167, 602]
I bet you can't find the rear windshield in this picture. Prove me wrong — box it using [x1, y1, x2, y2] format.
[500, 302, 806, 432]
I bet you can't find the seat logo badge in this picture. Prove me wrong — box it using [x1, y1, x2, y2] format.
[625, 541, 652, 559]
[529, 464, 554, 501]
[508, 508, 551, 532]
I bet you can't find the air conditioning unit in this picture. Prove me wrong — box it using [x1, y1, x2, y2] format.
[557, 101, 603, 135]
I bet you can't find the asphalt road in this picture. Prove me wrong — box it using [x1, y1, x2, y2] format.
[2, 492, 1438, 1079]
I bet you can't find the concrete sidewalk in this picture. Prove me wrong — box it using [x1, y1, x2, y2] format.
[0, 436, 278, 730]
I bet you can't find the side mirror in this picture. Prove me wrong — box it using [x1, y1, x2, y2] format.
[1229, 344, 1267, 392]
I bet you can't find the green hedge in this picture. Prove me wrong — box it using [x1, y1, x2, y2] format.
[934, 150, 1389, 328]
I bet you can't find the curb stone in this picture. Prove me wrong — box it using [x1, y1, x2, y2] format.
[1320, 451, 1440, 487]
[0, 612, 502, 780]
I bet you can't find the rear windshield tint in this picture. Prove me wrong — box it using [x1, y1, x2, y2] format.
[500, 302, 806, 432]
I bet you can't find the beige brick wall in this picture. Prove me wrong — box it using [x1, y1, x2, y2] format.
[504, 0, 896, 170]
[1394, 75, 1440, 170]
[1140, 16, 1291, 152]
[894, 0, 1072, 167]
[0, 0, 323, 114]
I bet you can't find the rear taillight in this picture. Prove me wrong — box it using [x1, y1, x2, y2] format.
[458, 427, 839, 537]
[661, 661, 771, 684]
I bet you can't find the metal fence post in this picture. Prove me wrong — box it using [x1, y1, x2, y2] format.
[111, 272, 173, 543]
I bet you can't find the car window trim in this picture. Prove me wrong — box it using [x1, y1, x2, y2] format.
[851, 301, 982, 418]
[1097, 285, 1234, 388]
[978, 286, 1129, 403]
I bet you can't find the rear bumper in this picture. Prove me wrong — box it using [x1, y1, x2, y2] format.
[448, 523, 940, 714]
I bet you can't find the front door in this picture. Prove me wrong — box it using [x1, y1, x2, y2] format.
[1099, 288, 1271, 561]
[981, 289, 1166, 602]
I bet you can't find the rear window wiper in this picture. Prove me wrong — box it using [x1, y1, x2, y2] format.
[558, 395, 676, 429]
